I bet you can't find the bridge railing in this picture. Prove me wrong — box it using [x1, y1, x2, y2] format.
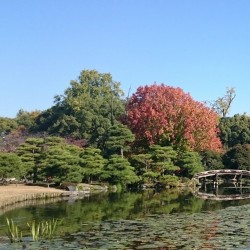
[193, 169, 250, 179]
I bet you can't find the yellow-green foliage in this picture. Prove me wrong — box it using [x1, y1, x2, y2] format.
[27, 218, 61, 241]
[6, 218, 23, 243]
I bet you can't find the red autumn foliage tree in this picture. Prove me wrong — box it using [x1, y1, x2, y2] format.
[124, 84, 222, 152]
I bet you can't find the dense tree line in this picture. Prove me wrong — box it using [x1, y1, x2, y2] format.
[0, 69, 250, 188]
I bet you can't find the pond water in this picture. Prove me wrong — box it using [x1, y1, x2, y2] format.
[1, 184, 250, 249]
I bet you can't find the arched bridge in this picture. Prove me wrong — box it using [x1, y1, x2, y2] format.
[193, 169, 250, 184]
[192, 169, 250, 201]
[194, 169, 250, 179]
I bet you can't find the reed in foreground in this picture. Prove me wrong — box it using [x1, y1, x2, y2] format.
[5, 217, 61, 243]
[27, 218, 61, 241]
[6, 218, 23, 243]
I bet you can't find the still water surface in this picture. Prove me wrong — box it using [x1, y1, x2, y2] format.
[1, 184, 250, 249]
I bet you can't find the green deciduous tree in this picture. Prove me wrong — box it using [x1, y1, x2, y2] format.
[64, 70, 125, 146]
[223, 144, 250, 170]
[0, 117, 18, 134]
[15, 109, 41, 131]
[219, 114, 250, 148]
[34, 70, 125, 150]
[201, 150, 224, 170]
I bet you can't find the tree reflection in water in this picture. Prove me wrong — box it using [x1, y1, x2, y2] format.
[1, 188, 250, 249]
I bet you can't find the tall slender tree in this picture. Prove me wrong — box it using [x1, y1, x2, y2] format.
[211, 87, 236, 118]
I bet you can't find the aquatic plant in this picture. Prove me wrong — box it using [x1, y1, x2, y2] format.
[6, 218, 23, 243]
[27, 218, 60, 241]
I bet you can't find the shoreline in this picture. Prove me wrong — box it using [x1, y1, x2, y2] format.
[0, 184, 68, 209]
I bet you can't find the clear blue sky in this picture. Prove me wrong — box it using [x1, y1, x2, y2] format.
[1, 0, 250, 118]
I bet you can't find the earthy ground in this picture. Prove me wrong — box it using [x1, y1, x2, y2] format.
[0, 184, 67, 204]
